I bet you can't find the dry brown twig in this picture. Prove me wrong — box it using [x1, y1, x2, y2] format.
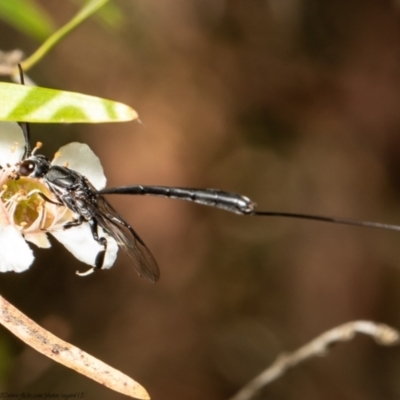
[0, 294, 149, 399]
[230, 320, 399, 400]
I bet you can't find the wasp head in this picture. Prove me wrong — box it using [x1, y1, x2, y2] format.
[17, 155, 51, 178]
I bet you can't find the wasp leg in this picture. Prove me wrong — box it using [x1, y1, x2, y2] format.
[36, 192, 63, 206]
[26, 190, 63, 206]
[63, 216, 84, 230]
[88, 218, 108, 270]
[64, 217, 107, 266]
[66, 217, 108, 276]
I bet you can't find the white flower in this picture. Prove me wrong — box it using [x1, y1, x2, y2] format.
[0, 122, 118, 273]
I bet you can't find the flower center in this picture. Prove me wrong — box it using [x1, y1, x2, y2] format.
[1, 177, 57, 230]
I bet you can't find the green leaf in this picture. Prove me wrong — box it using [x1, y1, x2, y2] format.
[0, 82, 138, 123]
[0, 0, 54, 41]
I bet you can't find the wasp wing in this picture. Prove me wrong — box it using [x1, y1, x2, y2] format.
[93, 195, 160, 283]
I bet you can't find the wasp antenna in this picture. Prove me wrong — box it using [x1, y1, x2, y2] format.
[18, 122, 31, 158]
[17, 64, 25, 85]
[16, 64, 31, 157]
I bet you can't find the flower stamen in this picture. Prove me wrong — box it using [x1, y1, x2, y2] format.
[32, 142, 43, 155]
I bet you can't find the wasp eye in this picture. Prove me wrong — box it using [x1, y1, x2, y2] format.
[18, 161, 35, 176]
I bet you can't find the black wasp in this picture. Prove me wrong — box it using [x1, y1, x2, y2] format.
[16, 130, 258, 282]
[16, 123, 400, 283]
[16, 120, 265, 281]
[14, 68, 400, 282]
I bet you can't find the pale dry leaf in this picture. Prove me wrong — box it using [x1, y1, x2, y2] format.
[0, 294, 149, 399]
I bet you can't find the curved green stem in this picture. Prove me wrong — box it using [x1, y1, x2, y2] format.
[19, 0, 109, 72]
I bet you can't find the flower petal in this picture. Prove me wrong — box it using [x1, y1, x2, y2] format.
[0, 122, 25, 165]
[51, 223, 118, 269]
[24, 232, 51, 248]
[0, 225, 34, 272]
[51, 143, 106, 190]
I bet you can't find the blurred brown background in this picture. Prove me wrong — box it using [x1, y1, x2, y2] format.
[1, 1, 400, 399]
